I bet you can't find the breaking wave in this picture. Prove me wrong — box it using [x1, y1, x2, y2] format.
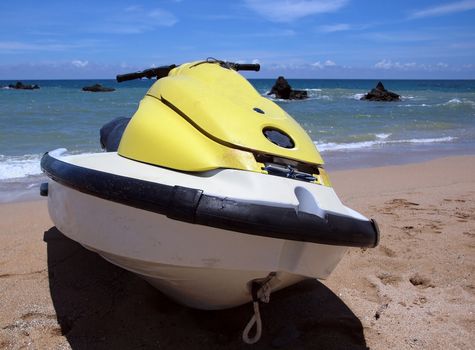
[315, 136, 455, 152]
[0, 154, 43, 180]
[0, 149, 84, 180]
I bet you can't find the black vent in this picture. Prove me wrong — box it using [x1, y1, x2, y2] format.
[263, 128, 294, 148]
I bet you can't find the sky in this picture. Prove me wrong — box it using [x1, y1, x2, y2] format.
[1, 0, 474, 79]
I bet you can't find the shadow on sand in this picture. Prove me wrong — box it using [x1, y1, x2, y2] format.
[44, 227, 368, 349]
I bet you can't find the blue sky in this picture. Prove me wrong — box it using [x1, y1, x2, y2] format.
[1, 0, 474, 79]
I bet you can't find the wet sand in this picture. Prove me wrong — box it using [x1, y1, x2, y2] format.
[0, 156, 474, 349]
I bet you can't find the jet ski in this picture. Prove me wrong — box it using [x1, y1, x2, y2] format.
[41, 59, 379, 343]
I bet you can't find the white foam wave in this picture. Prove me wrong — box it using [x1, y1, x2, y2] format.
[264, 94, 328, 102]
[445, 98, 462, 105]
[0, 154, 43, 180]
[399, 99, 475, 108]
[265, 94, 289, 102]
[376, 133, 391, 140]
[0, 150, 97, 180]
[263, 87, 327, 101]
[440, 98, 474, 107]
[399, 103, 430, 107]
[351, 93, 365, 100]
[302, 88, 323, 92]
[316, 141, 378, 152]
[302, 88, 330, 100]
[403, 136, 455, 143]
[315, 136, 455, 152]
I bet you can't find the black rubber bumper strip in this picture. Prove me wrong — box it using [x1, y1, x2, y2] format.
[41, 152, 379, 248]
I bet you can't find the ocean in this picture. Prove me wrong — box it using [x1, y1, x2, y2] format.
[1, 78, 474, 203]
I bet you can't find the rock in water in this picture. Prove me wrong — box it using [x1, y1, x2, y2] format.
[8, 81, 40, 90]
[82, 84, 115, 92]
[268, 76, 308, 100]
[289, 90, 308, 100]
[360, 81, 400, 101]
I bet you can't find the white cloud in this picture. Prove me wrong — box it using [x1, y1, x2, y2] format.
[71, 60, 89, 68]
[267, 62, 308, 71]
[244, 0, 349, 22]
[148, 9, 178, 26]
[409, 0, 475, 19]
[374, 59, 417, 70]
[374, 60, 453, 71]
[374, 59, 393, 69]
[312, 60, 337, 69]
[319, 23, 351, 32]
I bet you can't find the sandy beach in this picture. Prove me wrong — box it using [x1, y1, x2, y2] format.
[0, 155, 474, 349]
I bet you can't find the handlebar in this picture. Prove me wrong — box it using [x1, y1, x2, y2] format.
[116, 60, 260, 83]
[227, 63, 260, 72]
[116, 65, 177, 83]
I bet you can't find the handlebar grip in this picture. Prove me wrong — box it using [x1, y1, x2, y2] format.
[234, 63, 260, 72]
[116, 72, 143, 82]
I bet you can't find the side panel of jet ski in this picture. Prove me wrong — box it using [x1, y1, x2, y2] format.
[118, 96, 262, 172]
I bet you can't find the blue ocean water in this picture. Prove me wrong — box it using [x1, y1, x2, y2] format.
[1, 78, 474, 202]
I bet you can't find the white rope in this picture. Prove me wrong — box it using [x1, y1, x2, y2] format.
[242, 301, 262, 344]
[241, 273, 276, 344]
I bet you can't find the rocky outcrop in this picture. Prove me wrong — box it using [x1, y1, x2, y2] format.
[289, 90, 308, 100]
[8, 81, 40, 90]
[82, 84, 115, 92]
[268, 76, 308, 100]
[360, 81, 400, 101]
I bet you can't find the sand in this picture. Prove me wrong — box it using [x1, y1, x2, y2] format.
[0, 155, 474, 349]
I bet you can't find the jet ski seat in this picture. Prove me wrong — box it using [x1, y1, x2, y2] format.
[100, 117, 131, 152]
